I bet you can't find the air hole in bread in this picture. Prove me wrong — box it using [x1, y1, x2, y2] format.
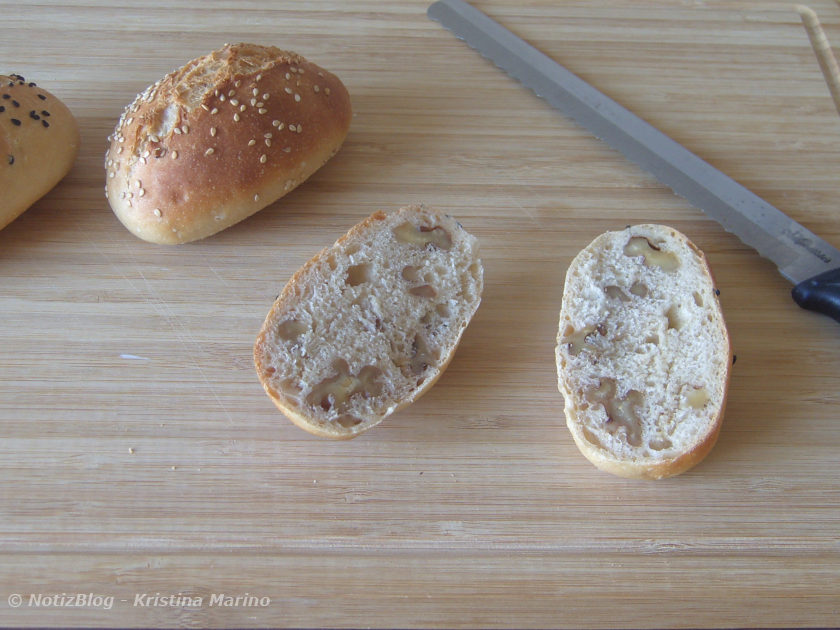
[401, 265, 421, 282]
[644, 334, 659, 346]
[409, 284, 437, 299]
[437, 303, 451, 318]
[561, 324, 605, 356]
[693, 291, 704, 307]
[649, 437, 673, 451]
[276, 319, 307, 341]
[336, 414, 363, 427]
[629, 282, 649, 298]
[410, 334, 437, 375]
[666, 305, 685, 331]
[604, 285, 630, 302]
[623, 236, 679, 272]
[325, 255, 338, 271]
[347, 263, 372, 287]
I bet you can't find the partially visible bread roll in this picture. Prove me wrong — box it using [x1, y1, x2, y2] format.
[0, 74, 79, 231]
[254, 205, 484, 439]
[556, 225, 731, 479]
[105, 43, 351, 244]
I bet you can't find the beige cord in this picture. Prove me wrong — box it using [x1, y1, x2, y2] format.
[797, 4, 840, 116]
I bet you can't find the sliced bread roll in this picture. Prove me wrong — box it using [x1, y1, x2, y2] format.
[254, 205, 483, 439]
[1, 73, 79, 231]
[105, 43, 351, 244]
[556, 225, 731, 479]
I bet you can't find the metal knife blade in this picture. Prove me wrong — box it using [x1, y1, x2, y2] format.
[428, 0, 840, 322]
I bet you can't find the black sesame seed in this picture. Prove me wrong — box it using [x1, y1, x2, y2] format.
[732, 354, 737, 365]
[2, 94, 9, 99]
[11, 100, 19, 107]
[7, 155, 14, 165]
[0, 106, 4, 113]
[29, 110, 40, 120]
[10, 118, 21, 126]
[41, 119, 49, 128]
[41, 110, 50, 116]
[714, 288, 721, 296]
[28, 82, 36, 87]
[37, 94, 46, 101]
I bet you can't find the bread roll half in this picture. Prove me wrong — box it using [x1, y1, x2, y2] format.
[255, 205, 484, 439]
[105, 43, 351, 244]
[1, 74, 79, 231]
[556, 225, 731, 479]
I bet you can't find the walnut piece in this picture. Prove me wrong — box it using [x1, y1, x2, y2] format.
[585, 378, 643, 447]
[393, 222, 452, 250]
[561, 323, 606, 356]
[305, 359, 383, 413]
[623, 237, 679, 272]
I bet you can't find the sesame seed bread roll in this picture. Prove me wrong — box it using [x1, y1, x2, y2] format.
[105, 43, 351, 244]
[556, 225, 731, 479]
[0, 74, 79, 232]
[254, 205, 484, 439]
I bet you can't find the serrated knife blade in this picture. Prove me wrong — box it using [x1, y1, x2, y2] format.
[428, 0, 840, 323]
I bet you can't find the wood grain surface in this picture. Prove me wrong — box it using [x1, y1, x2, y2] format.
[1, 1, 839, 627]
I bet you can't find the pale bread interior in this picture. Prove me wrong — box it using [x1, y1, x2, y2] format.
[255, 205, 483, 437]
[556, 225, 730, 474]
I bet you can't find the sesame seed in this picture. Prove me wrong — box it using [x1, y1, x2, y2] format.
[230, 98, 239, 106]
[140, 157, 147, 164]
[272, 120, 281, 127]
[181, 125, 189, 134]
[296, 125, 302, 133]
[205, 147, 214, 156]
[288, 124, 296, 132]
[294, 93, 301, 102]
[210, 127, 217, 136]
[10, 118, 20, 126]
[210, 107, 218, 115]
[174, 127, 182, 135]
[256, 73, 262, 81]
[258, 108, 267, 114]
[314, 85, 320, 93]
[260, 154, 267, 163]
[256, 101, 264, 108]
[135, 180, 142, 188]
[234, 80, 241, 88]
[37, 94, 46, 100]
[283, 146, 291, 153]
[264, 132, 272, 138]
[265, 139, 271, 147]
[109, 171, 115, 178]
[240, 104, 246, 112]
[219, 94, 226, 102]
[325, 87, 331, 95]
[201, 103, 210, 111]
[228, 90, 235, 97]
[248, 139, 256, 146]
[150, 134, 160, 143]
[252, 88, 259, 96]
[126, 117, 134, 125]
[285, 73, 291, 80]
[142, 150, 150, 158]
[262, 93, 269, 100]
[171, 151, 178, 159]
[233, 113, 240, 122]
[284, 87, 292, 94]
[153, 208, 162, 217]
[138, 188, 145, 197]
[254, 194, 260, 202]
[250, 98, 256, 106]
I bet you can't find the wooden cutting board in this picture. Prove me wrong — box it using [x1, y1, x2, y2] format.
[1, 1, 839, 627]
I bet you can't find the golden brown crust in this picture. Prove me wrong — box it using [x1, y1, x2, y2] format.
[105, 43, 351, 244]
[0, 74, 79, 231]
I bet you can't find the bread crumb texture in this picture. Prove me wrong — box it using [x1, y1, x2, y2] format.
[105, 43, 351, 244]
[556, 225, 731, 479]
[255, 205, 483, 439]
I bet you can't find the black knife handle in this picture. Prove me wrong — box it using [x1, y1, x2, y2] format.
[792, 267, 840, 323]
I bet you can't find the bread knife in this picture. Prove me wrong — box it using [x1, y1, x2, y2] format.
[428, 0, 840, 324]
